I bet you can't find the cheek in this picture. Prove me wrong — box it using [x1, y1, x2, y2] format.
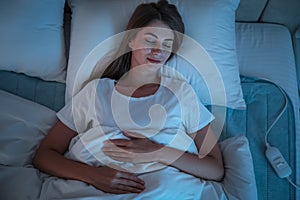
[136, 48, 152, 56]
[131, 49, 150, 60]
[161, 51, 172, 61]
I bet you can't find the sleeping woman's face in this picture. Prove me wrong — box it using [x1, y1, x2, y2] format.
[128, 20, 174, 69]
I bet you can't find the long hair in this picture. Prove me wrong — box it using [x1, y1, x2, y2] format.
[101, 0, 185, 80]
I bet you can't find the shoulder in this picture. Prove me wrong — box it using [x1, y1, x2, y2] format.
[162, 75, 187, 86]
[161, 75, 194, 94]
[82, 78, 114, 91]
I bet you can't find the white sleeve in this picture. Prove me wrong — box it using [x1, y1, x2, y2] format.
[56, 80, 98, 133]
[180, 83, 215, 134]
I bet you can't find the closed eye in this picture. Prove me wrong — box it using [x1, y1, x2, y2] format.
[145, 38, 156, 44]
[163, 42, 173, 49]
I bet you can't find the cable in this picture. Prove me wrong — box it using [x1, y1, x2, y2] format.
[263, 80, 288, 148]
[287, 177, 300, 190]
[251, 78, 288, 148]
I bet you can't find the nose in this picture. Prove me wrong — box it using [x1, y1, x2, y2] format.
[151, 48, 162, 55]
[151, 41, 163, 53]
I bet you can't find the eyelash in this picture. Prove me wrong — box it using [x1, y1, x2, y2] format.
[145, 39, 172, 49]
[145, 38, 156, 44]
[163, 44, 172, 49]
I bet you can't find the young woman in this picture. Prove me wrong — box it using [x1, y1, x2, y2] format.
[33, 1, 225, 199]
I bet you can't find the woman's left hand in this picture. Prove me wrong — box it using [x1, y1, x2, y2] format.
[102, 130, 163, 164]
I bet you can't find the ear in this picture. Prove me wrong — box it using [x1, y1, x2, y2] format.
[128, 40, 133, 49]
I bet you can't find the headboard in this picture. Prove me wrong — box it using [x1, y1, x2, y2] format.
[236, 0, 300, 35]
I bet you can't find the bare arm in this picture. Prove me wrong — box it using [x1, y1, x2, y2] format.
[32, 120, 145, 194]
[158, 125, 224, 181]
[102, 125, 224, 181]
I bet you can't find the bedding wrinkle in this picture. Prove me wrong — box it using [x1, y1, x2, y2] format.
[0, 79, 266, 200]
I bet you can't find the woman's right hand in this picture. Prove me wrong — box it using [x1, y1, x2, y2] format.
[87, 166, 145, 194]
[33, 120, 145, 195]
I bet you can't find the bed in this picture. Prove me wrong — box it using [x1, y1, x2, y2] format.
[0, 0, 299, 199]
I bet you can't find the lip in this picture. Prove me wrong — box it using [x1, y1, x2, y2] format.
[147, 57, 161, 64]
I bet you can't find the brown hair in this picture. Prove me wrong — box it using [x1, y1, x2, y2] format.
[101, 0, 185, 80]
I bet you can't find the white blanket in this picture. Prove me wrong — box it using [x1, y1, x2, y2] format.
[0, 90, 257, 200]
[40, 166, 227, 200]
[39, 126, 228, 200]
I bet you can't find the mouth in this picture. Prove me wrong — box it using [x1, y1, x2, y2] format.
[147, 57, 162, 64]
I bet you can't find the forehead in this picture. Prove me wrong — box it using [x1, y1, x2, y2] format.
[136, 23, 174, 40]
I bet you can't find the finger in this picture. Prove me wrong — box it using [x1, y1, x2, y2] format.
[102, 148, 130, 160]
[106, 188, 132, 194]
[120, 172, 145, 186]
[112, 172, 145, 193]
[115, 184, 144, 193]
[105, 139, 130, 147]
[102, 146, 129, 154]
[122, 130, 145, 139]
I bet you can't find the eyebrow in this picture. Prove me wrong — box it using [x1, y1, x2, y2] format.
[144, 32, 174, 41]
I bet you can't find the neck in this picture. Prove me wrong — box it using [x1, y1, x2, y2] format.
[118, 65, 161, 87]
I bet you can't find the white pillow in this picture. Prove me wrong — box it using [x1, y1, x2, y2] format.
[66, 0, 245, 109]
[236, 22, 299, 119]
[0, 90, 57, 166]
[220, 136, 258, 200]
[0, 0, 66, 82]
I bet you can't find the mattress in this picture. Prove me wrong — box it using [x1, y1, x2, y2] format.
[0, 70, 65, 112]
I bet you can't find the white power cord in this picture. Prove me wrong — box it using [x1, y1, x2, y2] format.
[287, 177, 300, 190]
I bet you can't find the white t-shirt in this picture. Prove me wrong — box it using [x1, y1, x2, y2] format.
[57, 76, 214, 173]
